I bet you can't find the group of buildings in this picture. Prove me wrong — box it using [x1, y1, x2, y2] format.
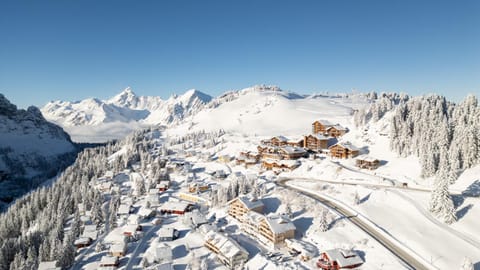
[235, 119, 381, 172]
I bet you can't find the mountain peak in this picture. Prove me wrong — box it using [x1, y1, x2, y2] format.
[108, 87, 138, 107]
[181, 89, 212, 103]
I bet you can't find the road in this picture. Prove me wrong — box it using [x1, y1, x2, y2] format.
[277, 178, 433, 270]
[125, 224, 160, 270]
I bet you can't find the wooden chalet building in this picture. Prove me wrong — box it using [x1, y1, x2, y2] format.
[329, 142, 360, 159]
[110, 242, 127, 257]
[258, 146, 307, 160]
[188, 182, 209, 193]
[227, 196, 264, 220]
[236, 151, 260, 167]
[74, 237, 93, 249]
[312, 120, 348, 137]
[240, 212, 296, 249]
[262, 159, 300, 171]
[355, 156, 380, 170]
[303, 134, 330, 152]
[287, 137, 304, 147]
[317, 249, 364, 270]
[159, 201, 190, 215]
[204, 231, 249, 269]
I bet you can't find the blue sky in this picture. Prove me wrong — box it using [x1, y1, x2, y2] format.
[1, 1, 479, 108]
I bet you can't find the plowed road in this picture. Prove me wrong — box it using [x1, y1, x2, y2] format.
[277, 178, 433, 270]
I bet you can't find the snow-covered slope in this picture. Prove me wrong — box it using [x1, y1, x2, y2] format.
[0, 94, 77, 207]
[169, 85, 368, 137]
[41, 87, 212, 142]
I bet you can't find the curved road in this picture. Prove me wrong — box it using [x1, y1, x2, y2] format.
[277, 178, 433, 270]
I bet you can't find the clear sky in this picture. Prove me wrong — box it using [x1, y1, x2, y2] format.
[1, 0, 479, 108]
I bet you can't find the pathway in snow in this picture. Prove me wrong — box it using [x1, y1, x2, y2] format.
[125, 225, 160, 270]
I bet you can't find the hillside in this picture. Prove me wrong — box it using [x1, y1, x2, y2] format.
[0, 94, 77, 209]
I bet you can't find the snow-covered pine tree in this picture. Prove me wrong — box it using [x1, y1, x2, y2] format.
[461, 257, 474, 270]
[319, 208, 329, 232]
[429, 167, 457, 224]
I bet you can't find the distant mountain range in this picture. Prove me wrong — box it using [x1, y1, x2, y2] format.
[40, 85, 367, 142]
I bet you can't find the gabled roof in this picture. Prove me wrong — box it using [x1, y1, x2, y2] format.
[313, 119, 334, 126]
[329, 141, 360, 151]
[272, 135, 289, 142]
[356, 155, 379, 162]
[110, 242, 126, 253]
[155, 243, 173, 261]
[100, 255, 118, 265]
[205, 231, 249, 258]
[117, 204, 131, 215]
[280, 146, 307, 155]
[306, 134, 330, 141]
[323, 249, 364, 267]
[157, 227, 178, 238]
[327, 124, 348, 131]
[159, 201, 189, 212]
[38, 261, 60, 270]
[228, 196, 264, 210]
[264, 215, 296, 234]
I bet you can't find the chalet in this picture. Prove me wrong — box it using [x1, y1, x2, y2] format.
[154, 243, 173, 264]
[279, 146, 307, 159]
[117, 204, 133, 217]
[159, 201, 190, 215]
[355, 155, 380, 170]
[329, 142, 360, 159]
[38, 261, 60, 270]
[262, 136, 289, 147]
[312, 120, 348, 137]
[178, 192, 210, 206]
[185, 209, 208, 228]
[127, 214, 141, 225]
[303, 134, 330, 152]
[110, 242, 127, 257]
[157, 180, 170, 192]
[81, 230, 98, 241]
[157, 227, 180, 241]
[99, 256, 119, 268]
[287, 137, 304, 147]
[204, 231, 249, 269]
[138, 207, 156, 219]
[258, 146, 307, 160]
[105, 171, 114, 179]
[326, 125, 348, 138]
[262, 159, 300, 171]
[236, 151, 260, 167]
[312, 120, 334, 134]
[188, 182, 209, 193]
[241, 213, 295, 249]
[97, 181, 113, 193]
[74, 237, 93, 249]
[122, 224, 142, 237]
[227, 196, 264, 220]
[317, 249, 364, 269]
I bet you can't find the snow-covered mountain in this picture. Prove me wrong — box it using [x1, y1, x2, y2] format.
[41, 87, 212, 142]
[0, 94, 77, 208]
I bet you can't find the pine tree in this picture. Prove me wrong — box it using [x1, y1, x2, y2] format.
[429, 168, 457, 224]
[319, 209, 329, 232]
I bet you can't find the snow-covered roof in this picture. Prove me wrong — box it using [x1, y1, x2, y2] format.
[329, 141, 360, 151]
[138, 207, 154, 217]
[280, 146, 306, 155]
[155, 243, 173, 261]
[104, 228, 128, 244]
[264, 215, 296, 234]
[74, 237, 92, 245]
[157, 227, 178, 239]
[188, 210, 208, 225]
[149, 188, 159, 194]
[110, 242, 126, 253]
[356, 155, 379, 162]
[118, 204, 131, 215]
[228, 196, 264, 210]
[127, 214, 140, 224]
[263, 158, 300, 167]
[82, 230, 98, 240]
[205, 231, 248, 259]
[84, 224, 97, 232]
[123, 224, 139, 233]
[307, 134, 330, 140]
[314, 119, 334, 126]
[327, 124, 348, 131]
[100, 255, 118, 265]
[273, 135, 289, 142]
[159, 201, 189, 212]
[323, 249, 364, 267]
[38, 261, 60, 270]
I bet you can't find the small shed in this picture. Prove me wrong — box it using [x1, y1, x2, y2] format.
[157, 227, 180, 241]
